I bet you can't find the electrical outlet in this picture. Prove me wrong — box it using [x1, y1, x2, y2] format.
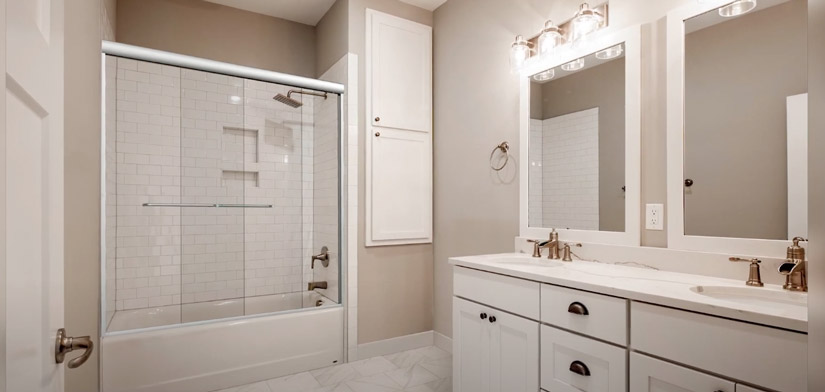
[646, 204, 664, 230]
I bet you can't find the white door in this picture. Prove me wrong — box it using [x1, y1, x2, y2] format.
[367, 9, 431, 133]
[453, 297, 490, 392]
[630, 353, 735, 392]
[488, 310, 538, 392]
[4, 0, 68, 391]
[366, 127, 431, 245]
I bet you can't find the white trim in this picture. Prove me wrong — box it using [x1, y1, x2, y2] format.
[355, 330, 434, 360]
[101, 41, 344, 94]
[520, 25, 642, 247]
[433, 331, 452, 354]
[665, 1, 797, 258]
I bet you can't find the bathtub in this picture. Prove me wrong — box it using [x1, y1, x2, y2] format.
[101, 292, 343, 392]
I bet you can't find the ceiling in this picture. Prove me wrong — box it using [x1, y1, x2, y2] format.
[203, 0, 448, 26]
[397, 0, 448, 11]
[203, 0, 337, 26]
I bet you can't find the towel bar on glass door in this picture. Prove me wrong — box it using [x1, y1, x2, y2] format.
[142, 203, 273, 208]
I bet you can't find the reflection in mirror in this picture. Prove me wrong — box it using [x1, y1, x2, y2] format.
[683, 0, 807, 240]
[528, 44, 625, 232]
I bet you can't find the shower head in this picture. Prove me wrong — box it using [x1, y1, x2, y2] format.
[273, 89, 328, 108]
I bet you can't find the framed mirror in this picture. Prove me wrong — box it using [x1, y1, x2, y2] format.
[667, 0, 807, 256]
[520, 25, 641, 246]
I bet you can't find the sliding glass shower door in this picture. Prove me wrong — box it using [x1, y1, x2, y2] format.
[103, 55, 341, 334]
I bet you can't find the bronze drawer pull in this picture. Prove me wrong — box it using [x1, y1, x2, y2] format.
[567, 301, 589, 316]
[569, 360, 591, 376]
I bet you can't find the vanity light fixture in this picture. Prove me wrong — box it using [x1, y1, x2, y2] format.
[510, 35, 533, 73]
[595, 44, 623, 60]
[537, 20, 565, 59]
[561, 58, 585, 72]
[569, 3, 605, 42]
[718, 0, 757, 17]
[533, 69, 555, 82]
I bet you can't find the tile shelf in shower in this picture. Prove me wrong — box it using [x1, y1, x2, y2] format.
[221, 126, 262, 187]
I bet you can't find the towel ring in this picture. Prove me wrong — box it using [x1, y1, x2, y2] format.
[489, 142, 510, 171]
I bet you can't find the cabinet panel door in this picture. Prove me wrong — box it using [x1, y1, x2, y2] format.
[367, 127, 432, 245]
[489, 309, 539, 392]
[453, 297, 490, 392]
[367, 9, 432, 132]
[630, 353, 735, 392]
[541, 325, 625, 392]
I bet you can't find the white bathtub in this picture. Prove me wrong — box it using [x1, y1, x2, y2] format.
[101, 293, 343, 392]
[107, 291, 335, 333]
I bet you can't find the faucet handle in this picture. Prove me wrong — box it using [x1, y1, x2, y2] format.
[561, 243, 582, 262]
[729, 257, 761, 264]
[729, 257, 763, 287]
[527, 239, 543, 258]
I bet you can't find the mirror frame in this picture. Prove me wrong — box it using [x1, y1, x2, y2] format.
[666, 0, 796, 257]
[519, 25, 641, 246]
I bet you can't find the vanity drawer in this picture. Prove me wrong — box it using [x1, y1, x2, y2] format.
[540, 325, 626, 392]
[541, 284, 627, 345]
[454, 267, 540, 320]
[631, 302, 807, 392]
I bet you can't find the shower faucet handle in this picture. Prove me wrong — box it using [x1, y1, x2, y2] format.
[311, 246, 330, 269]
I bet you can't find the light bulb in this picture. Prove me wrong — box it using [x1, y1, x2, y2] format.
[569, 3, 604, 42]
[510, 35, 532, 74]
[718, 0, 757, 17]
[537, 20, 565, 59]
[533, 69, 555, 82]
[595, 45, 623, 60]
[561, 58, 584, 72]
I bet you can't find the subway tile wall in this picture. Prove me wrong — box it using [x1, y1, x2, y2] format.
[540, 108, 600, 230]
[528, 118, 543, 227]
[107, 56, 338, 317]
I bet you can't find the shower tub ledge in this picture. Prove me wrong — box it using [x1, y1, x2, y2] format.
[101, 305, 343, 392]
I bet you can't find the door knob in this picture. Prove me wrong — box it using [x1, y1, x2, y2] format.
[375, 132, 381, 137]
[684, 178, 694, 187]
[488, 316, 497, 323]
[375, 116, 381, 122]
[55, 328, 94, 369]
[480, 312, 487, 320]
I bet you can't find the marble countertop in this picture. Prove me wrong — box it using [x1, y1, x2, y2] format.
[449, 253, 807, 333]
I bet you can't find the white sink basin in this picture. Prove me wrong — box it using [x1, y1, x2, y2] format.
[690, 285, 807, 310]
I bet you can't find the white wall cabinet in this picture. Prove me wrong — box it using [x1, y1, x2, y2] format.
[366, 9, 433, 246]
[452, 297, 538, 392]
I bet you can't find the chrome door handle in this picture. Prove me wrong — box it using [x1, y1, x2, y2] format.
[55, 328, 94, 369]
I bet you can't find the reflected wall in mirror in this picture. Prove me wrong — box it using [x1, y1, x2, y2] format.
[683, 0, 807, 240]
[528, 44, 625, 232]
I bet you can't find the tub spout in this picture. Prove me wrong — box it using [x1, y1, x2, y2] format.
[308, 281, 328, 291]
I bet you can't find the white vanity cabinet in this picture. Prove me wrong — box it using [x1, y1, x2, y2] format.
[451, 263, 807, 392]
[452, 297, 539, 392]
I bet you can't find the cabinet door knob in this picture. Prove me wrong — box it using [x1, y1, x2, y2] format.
[375, 132, 380, 137]
[479, 312, 487, 320]
[567, 302, 589, 316]
[375, 116, 381, 122]
[488, 316, 496, 323]
[685, 178, 694, 187]
[569, 360, 591, 376]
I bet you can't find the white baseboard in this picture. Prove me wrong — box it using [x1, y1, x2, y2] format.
[433, 331, 452, 354]
[356, 330, 434, 360]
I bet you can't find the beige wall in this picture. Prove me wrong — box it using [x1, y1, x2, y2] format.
[348, 0, 435, 344]
[432, 0, 694, 339]
[65, 0, 106, 391]
[116, 0, 317, 77]
[538, 59, 626, 232]
[684, 0, 806, 240]
[316, 0, 350, 76]
[808, 0, 824, 389]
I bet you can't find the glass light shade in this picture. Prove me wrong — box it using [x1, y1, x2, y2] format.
[537, 20, 565, 59]
[561, 58, 585, 72]
[718, 0, 757, 17]
[532, 69, 555, 82]
[595, 45, 623, 60]
[569, 3, 604, 42]
[510, 35, 532, 74]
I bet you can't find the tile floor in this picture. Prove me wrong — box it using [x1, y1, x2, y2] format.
[214, 346, 452, 392]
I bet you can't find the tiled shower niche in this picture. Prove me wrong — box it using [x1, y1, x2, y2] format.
[104, 55, 341, 333]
